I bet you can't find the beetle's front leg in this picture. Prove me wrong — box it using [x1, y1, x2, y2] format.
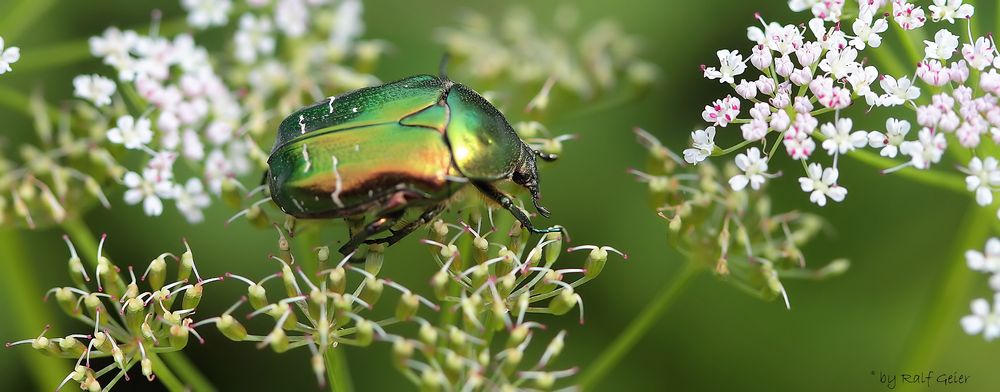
[339, 210, 405, 256]
[364, 203, 447, 247]
[471, 181, 562, 235]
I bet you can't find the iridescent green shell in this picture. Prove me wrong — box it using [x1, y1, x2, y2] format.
[267, 75, 527, 218]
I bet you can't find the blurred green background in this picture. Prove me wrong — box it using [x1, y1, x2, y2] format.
[0, 0, 995, 391]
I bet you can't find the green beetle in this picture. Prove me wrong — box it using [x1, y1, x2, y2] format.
[266, 67, 561, 255]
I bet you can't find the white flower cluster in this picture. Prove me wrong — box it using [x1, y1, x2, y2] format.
[962, 237, 1000, 341]
[0, 36, 20, 75]
[686, 0, 1000, 215]
[70, 0, 376, 223]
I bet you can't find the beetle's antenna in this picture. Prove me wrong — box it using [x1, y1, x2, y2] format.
[438, 53, 451, 80]
[535, 150, 558, 162]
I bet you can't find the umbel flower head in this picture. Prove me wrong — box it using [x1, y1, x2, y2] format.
[632, 127, 848, 308]
[6, 235, 222, 390]
[686, 0, 1000, 220]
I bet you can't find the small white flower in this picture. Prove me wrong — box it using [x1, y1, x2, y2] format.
[899, 128, 946, 169]
[867, 118, 910, 158]
[850, 13, 888, 49]
[962, 157, 1000, 206]
[929, 0, 974, 24]
[123, 169, 173, 216]
[798, 163, 847, 206]
[275, 0, 309, 37]
[0, 36, 21, 74]
[924, 29, 959, 60]
[820, 118, 867, 156]
[234, 13, 275, 64]
[703, 49, 747, 84]
[961, 294, 1000, 341]
[73, 74, 117, 106]
[174, 178, 211, 223]
[182, 0, 232, 29]
[728, 147, 770, 191]
[967, 238, 1000, 273]
[879, 75, 920, 106]
[818, 47, 859, 79]
[682, 127, 716, 164]
[107, 115, 153, 150]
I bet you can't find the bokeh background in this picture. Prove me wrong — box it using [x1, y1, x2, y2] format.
[0, 0, 995, 391]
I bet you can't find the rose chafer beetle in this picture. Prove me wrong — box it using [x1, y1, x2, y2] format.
[266, 64, 562, 256]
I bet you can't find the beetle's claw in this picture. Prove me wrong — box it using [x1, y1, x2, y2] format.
[533, 200, 551, 218]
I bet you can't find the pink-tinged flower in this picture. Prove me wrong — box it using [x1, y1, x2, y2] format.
[728, 147, 771, 191]
[174, 178, 211, 223]
[702, 95, 740, 127]
[961, 294, 1000, 341]
[892, 0, 927, 30]
[961, 157, 1000, 206]
[789, 67, 814, 86]
[810, 76, 852, 109]
[770, 110, 791, 131]
[820, 118, 868, 155]
[735, 79, 757, 99]
[775, 55, 795, 77]
[741, 119, 769, 141]
[929, 0, 974, 24]
[867, 118, 910, 158]
[750, 44, 772, 70]
[916, 60, 950, 86]
[798, 163, 847, 206]
[924, 29, 959, 60]
[899, 128, 946, 169]
[703, 49, 747, 84]
[950, 60, 970, 82]
[980, 69, 1000, 95]
[793, 96, 813, 114]
[962, 36, 995, 70]
[795, 41, 822, 67]
[784, 131, 816, 160]
[755, 75, 776, 94]
[790, 0, 846, 21]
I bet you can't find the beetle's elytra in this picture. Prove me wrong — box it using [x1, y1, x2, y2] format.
[266, 70, 561, 256]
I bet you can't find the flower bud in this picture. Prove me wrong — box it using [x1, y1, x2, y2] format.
[355, 319, 374, 346]
[269, 303, 298, 330]
[392, 339, 414, 368]
[510, 292, 530, 317]
[246, 204, 270, 228]
[125, 297, 146, 331]
[54, 287, 79, 317]
[248, 284, 268, 310]
[544, 232, 563, 264]
[444, 350, 463, 378]
[332, 294, 352, 326]
[221, 178, 242, 209]
[489, 299, 507, 331]
[396, 292, 420, 321]
[448, 326, 466, 351]
[420, 368, 443, 392]
[178, 243, 197, 283]
[365, 244, 385, 275]
[141, 358, 153, 380]
[470, 264, 489, 290]
[507, 325, 529, 349]
[217, 314, 248, 341]
[548, 287, 577, 316]
[327, 266, 346, 294]
[267, 328, 289, 353]
[183, 283, 203, 309]
[58, 336, 86, 356]
[360, 277, 383, 307]
[501, 348, 522, 376]
[498, 273, 516, 298]
[169, 323, 189, 348]
[430, 270, 450, 300]
[146, 254, 168, 291]
[419, 323, 438, 347]
[280, 263, 298, 298]
[495, 248, 516, 278]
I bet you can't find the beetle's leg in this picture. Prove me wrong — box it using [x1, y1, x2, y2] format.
[364, 203, 447, 247]
[472, 181, 562, 235]
[338, 210, 405, 256]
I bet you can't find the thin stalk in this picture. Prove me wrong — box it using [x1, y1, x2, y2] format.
[148, 350, 184, 392]
[0, 229, 72, 390]
[325, 347, 354, 392]
[898, 206, 993, 391]
[577, 262, 700, 390]
[161, 352, 217, 392]
[844, 149, 968, 194]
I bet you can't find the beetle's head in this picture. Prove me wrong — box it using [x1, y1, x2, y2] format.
[512, 144, 555, 218]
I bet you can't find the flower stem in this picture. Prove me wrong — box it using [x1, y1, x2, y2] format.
[577, 262, 700, 390]
[147, 350, 185, 392]
[898, 205, 993, 391]
[161, 352, 217, 392]
[325, 347, 354, 392]
[0, 229, 72, 390]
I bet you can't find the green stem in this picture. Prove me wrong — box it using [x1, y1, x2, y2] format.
[577, 262, 700, 390]
[844, 149, 968, 194]
[147, 351, 184, 392]
[325, 346, 354, 392]
[0, 0, 56, 42]
[0, 229, 72, 390]
[161, 352, 217, 392]
[898, 206, 993, 392]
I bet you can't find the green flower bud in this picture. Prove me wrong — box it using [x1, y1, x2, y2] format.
[365, 244, 385, 275]
[419, 322, 438, 347]
[124, 298, 146, 332]
[498, 273, 515, 298]
[246, 204, 270, 228]
[220, 178, 242, 209]
[141, 358, 153, 381]
[355, 319, 374, 346]
[444, 350, 463, 378]
[332, 294, 352, 327]
[359, 277, 383, 307]
[420, 368, 443, 392]
[248, 284, 268, 310]
[54, 287, 79, 317]
[548, 287, 577, 316]
[328, 267, 346, 295]
[178, 240, 198, 283]
[183, 283, 203, 309]
[392, 339, 414, 368]
[395, 292, 419, 321]
[532, 373, 556, 389]
[267, 328, 289, 353]
[430, 270, 450, 300]
[269, 303, 298, 330]
[58, 336, 86, 357]
[495, 248, 516, 278]
[217, 314, 248, 341]
[544, 232, 563, 264]
[501, 348, 522, 376]
[146, 254, 168, 291]
[280, 263, 298, 298]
